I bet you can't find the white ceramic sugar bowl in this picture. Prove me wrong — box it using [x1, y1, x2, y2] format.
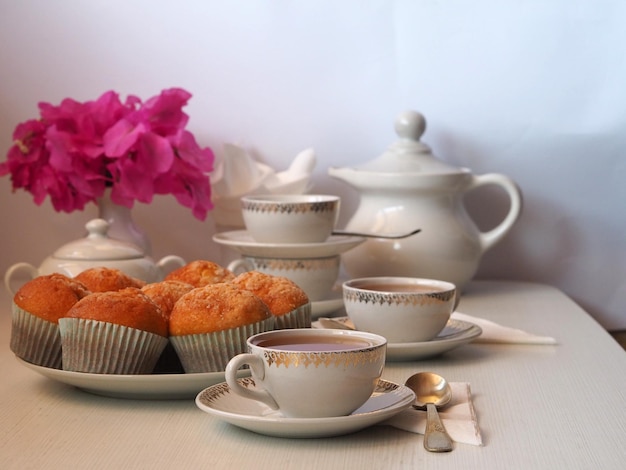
[329, 110, 523, 291]
[4, 218, 185, 294]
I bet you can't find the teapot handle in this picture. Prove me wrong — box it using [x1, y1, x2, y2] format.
[4, 263, 39, 296]
[468, 173, 523, 253]
[156, 256, 186, 277]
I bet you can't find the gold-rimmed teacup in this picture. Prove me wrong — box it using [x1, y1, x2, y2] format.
[342, 277, 457, 344]
[225, 328, 386, 418]
[228, 255, 339, 302]
[241, 194, 340, 243]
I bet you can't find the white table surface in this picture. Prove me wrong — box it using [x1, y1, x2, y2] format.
[1, 281, 625, 470]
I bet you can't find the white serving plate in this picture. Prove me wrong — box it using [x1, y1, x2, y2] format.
[17, 357, 249, 400]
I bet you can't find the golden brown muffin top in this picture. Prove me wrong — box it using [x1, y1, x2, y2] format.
[74, 267, 145, 293]
[164, 260, 235, 287]
[169, 283, 271, 336]
[141, 280, 194, 319]
[232, 271, 309, 316]
[13, 273, 91, 324]
[65, 287, 168, 337]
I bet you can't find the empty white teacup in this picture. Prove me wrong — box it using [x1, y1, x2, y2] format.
[342, 277, 457, 343]
[225, 328, 386, 418]
[241, 194, 340, 243]
[227, 255, 339, 302]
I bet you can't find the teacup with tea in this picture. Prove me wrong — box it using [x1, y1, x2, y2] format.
[225, 328, 386, 418]
[342, 277, 457, 343]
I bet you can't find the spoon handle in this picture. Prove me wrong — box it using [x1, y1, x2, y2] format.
[331, 228, 421, 239]
[424, 403, 454, 452]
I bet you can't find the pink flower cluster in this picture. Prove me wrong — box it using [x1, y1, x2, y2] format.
[0, 88, 214, 220]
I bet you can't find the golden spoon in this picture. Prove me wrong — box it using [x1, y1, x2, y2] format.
[405, 372, 454, 452]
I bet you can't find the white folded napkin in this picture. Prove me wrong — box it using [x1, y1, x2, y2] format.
[316, 313, 557, 345]
[382, 382, 483, 446]
[452, 312, 557, 345]
[210, 144, 316, 227]
[211, 144, 316, 231]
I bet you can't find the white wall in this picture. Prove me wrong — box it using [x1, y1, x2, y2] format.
[1, 1, 624, 329]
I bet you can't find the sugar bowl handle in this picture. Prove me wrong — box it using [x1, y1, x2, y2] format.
[156, 255, 186, 278]
[4, 263, 39, 295]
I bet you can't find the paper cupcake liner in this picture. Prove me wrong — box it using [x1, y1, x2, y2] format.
[10, 304, 62, 369]
[170, 316, 275, 373]
[273, 303, 312, 329]
[58, 318, 168, 374]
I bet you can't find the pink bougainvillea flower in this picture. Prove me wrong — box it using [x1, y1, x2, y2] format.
[139, 87, 191, 136]
[0, 88, 214, 219]
[106, 131, 177, 206]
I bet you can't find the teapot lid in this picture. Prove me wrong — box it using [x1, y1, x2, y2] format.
[52, 219, 144, 260]
[357, 110, 460, 174]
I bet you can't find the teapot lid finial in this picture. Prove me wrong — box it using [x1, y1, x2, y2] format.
[328, 110, 463, 175]
[395, 110, 426, 142]
[86, 218, 110, 239]
[356, 110, 459, 173]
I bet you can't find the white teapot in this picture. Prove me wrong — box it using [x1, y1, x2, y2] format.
[328, 110, 522, 291]
[4, 218, 186, 295]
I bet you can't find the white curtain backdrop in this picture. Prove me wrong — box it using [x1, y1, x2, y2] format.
[1, 1, 624, 329]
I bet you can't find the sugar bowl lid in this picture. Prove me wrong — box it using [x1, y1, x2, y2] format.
[52, 219, 144, 260]
[354, 110, 460, 174]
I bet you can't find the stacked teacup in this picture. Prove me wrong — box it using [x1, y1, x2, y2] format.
[228, 194, 346, 302]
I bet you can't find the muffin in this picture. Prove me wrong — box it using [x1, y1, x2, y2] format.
[169, 283, 274, 372]
[10, 273, 91, 369]
[141, 280, 195, 373]
[232, 271, 311, 329]
[141, 281, 195, 325]
[58, 287, 168, 374]
[164, 260, 235, 287]
[74, 266, 145, 292]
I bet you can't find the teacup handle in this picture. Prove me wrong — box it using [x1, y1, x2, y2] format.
[4, 262, 39, 295]
[225, 353, 279, 410]
[227, 259, 254, 275]
[468, 173, 523, 253]
[156, 255, 186, 276]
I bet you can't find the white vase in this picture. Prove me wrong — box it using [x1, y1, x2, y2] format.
[97, 189, 152, 255]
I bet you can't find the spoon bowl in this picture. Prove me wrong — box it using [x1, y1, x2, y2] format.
[405, 372, 454, 452]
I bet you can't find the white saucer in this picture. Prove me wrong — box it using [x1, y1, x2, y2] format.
[195, 378, 414, 438]
[17, 357, 249, 400]
[313, 318, 482, 361]
[212, 230, 365, 258]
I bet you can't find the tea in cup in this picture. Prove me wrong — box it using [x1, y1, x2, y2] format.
[342, 277, 457, 343]
[225, 328, 386, 418]
[227, 255, 340, 302]
[241, 194, 340, 243]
